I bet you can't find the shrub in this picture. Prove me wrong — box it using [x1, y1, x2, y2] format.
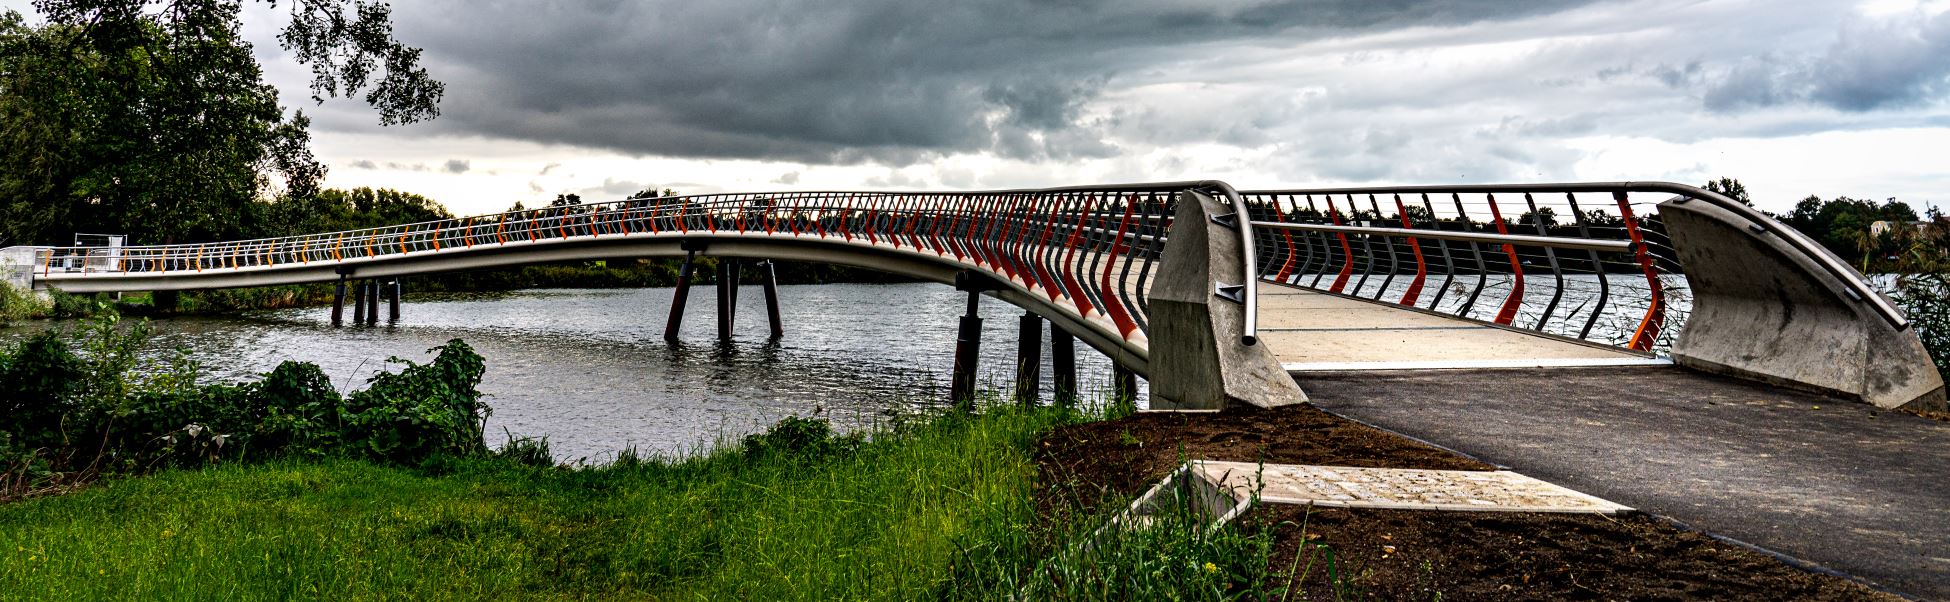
[740, 415, 865, 461]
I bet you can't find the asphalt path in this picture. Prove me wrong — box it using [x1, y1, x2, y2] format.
[1300, 367, 1950, 600]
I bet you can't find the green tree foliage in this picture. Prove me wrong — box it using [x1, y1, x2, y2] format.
[0, 1, 440, 246]
[262, 186, 452, 236]
[1703, 177, 1752, 206]
[1, 307, 491, 478]
[1782, 195, 1920, 265]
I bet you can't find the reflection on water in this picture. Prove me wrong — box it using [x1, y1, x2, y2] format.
[3, 284, 1136, 461]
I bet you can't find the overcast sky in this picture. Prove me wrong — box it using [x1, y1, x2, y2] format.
[13, 0, 1950, 215]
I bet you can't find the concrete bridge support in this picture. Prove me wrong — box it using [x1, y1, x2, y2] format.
[1661, 199, 1947, 411]
[1148, 190, 1309, 410]
[387, 280, 400, 323]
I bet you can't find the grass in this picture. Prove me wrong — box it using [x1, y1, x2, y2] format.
[0, 407, 1060, 600]
[0, 403, 1331, 601]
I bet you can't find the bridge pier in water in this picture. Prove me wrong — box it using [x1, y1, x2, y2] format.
[387, 280, 401, 323]
[352, 281, 367, 325]
[665, 249, 698, 342]
[950, 287, 983, 411]
[1051, 327, 1077, 407]
[331, 274, 348, 327]
[1013, 313, 1042, 406]
[760, 260, 784, 339]
[365, 281, 380, 326]
[716, 258, 741, 342]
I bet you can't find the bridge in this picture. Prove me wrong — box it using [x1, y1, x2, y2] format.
[9, 179, 1950, 594]
[2, 180, 1940, 411]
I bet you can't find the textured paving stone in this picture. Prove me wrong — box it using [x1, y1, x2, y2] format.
[1192, 460, 1632, 514]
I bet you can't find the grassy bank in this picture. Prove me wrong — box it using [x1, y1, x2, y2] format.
[0, 407, 1284, 600]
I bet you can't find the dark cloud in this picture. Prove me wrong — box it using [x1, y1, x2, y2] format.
[575, 177, 653, 201]
[384, 161, 429, 171]
[539, 162, 561, 175]
[358, 0, 1595, 166]
[443, 159, 472, 174]
[348, 159, 378, 169]
[1696, 10, 1950, 112]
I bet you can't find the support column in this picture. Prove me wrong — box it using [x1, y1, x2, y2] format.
[1051, 327, 1077, 407]
[761, 259, 784, 339]
[665, 250, 698, 342]
[331, 276, 347, 326]
[1013, 313, 1042, 406]
[365, 281, 380, 325]
[1113, 365, 1139, 404]
[951, 288, 984, 411]
[716, 258, 740, 342]
[387, 280, 400, 322]
[352, 280, 368, 325]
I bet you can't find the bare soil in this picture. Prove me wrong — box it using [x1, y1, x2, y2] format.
[1035, 404, 1899, 601]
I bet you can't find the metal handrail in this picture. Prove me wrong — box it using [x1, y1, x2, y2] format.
[34, 182, 1267, 346]
[1243, 182, 1902, 329]
[1253, 222, 1635, 252]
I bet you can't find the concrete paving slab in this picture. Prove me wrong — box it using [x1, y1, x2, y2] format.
[1193, 461, 1632, 514]
[1301, 367, 1950, 600]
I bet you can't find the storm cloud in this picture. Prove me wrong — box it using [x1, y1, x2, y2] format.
[329, 0, 1597, 165]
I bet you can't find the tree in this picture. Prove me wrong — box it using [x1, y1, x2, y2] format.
[550, 193, 582, 207]
[0, 1, 441, 246]
[1702, 177, 1752, 206]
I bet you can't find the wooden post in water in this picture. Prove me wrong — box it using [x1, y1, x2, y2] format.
[665, 250, 697, 342]
[365, 281, 381, 325]
[1013, 313, 1042, 406]
[387, 280, 400, 323]
[331, 275, 347, 326]
[1113, 365, 1139, 405]
[760, 259, 783, 339]
[951, 288, 984, 411]
[352, 280, 368, 325]
[716, 258, 740, 342]
[1051, 327, 1077, 407]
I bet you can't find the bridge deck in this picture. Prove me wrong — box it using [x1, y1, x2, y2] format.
[1256, 283, 1660, 371]
[1303, 367, 1950, 599]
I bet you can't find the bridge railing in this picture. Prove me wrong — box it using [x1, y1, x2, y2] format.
[35, 182, 1262, 344]
[1238, 182, 1900, 354]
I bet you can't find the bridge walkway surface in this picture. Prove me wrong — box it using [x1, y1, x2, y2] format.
[1300, 367, 1950, 600]
[1255, 282, 1663, 371]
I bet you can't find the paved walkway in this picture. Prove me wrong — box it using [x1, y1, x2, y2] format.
[1302, 367, 1950, 600]
[1257, 284, 1665, 371]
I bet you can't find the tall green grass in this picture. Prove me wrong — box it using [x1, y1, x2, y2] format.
[0, 408, 1064, 600]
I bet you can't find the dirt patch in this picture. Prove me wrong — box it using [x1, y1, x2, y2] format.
[1036, 404, 1898, 601]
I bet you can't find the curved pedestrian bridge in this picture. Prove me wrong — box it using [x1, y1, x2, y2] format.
[4, 180, 1939, 411]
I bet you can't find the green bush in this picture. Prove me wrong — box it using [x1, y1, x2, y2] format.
[1, 307, 494, 495]
[0, 282, 48, 324]
[740, 414, 865, 461]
